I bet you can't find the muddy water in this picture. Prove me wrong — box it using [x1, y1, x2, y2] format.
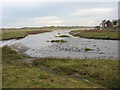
[1, 29, 119, 60]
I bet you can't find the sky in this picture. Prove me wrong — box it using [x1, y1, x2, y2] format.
[0, 0, 119, 28]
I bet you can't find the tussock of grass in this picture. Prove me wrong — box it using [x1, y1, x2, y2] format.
[48, 40, 67, 43]
[55, 35, 70, 37]
[84, 48, 93, 51]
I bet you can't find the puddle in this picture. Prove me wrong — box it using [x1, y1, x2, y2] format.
[69, 74, 90, 82]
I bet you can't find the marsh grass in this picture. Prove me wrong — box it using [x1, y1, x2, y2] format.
[2, 46, 119, 88]
[70, 30, 120, 40]
[55, 35, 70, 37]
[2, 46, 100, 88]
[1, 26, 84, 40]
[84, 48, 93, 51]
[32, 58, 119, 88]
[1, 29, 50, 40]
[48, 40, 67, 43]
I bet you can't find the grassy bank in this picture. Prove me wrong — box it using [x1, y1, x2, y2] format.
[2, 46, 119, 88]
[1, 26, 91, 40]
[32, 58, 119, 88]
[1, 29, 50, 40]
[2, 46, 101, 88]
[70, 30, 120, 40]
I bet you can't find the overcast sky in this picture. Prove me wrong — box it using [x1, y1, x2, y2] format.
[0, 0, 119, 28]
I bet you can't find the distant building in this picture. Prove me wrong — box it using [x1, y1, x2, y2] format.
[99, 20, 119, 30]
[118, 1, 120, 29]
[99, 20, 107, 29]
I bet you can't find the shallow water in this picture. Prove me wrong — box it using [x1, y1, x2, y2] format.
[1, 29, 119, 60]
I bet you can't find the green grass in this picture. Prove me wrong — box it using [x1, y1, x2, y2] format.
[48, 40, 67, 43]
[1, 26, 89, 40]
[70, 30, 120, 40]
[4, 64, 99, 88]
[55, 35, 70, 37]
[2, 46, 28, 64]
[1, 29, 50, 40]
[32, 58, 119, 88]
[84, 48, 93, 51]
[2, 27, 119, 88]
[2, 46, 101, 88]
[2, 37, 119, 88]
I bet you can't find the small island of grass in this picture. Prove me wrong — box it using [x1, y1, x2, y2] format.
[55, 35, 70, 37]
[84, 48, 93, 51]
[48, 39, 67, 43]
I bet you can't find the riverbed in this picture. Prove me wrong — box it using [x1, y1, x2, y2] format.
[1, 29, 119, 60]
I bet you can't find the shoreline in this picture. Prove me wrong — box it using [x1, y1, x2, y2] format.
[1, 30, 51, 40]
[1, 29, 118, 60]
[2, 46, 119, 88]
[1, 28, 92, 41]
[69, 30, 120, 40]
